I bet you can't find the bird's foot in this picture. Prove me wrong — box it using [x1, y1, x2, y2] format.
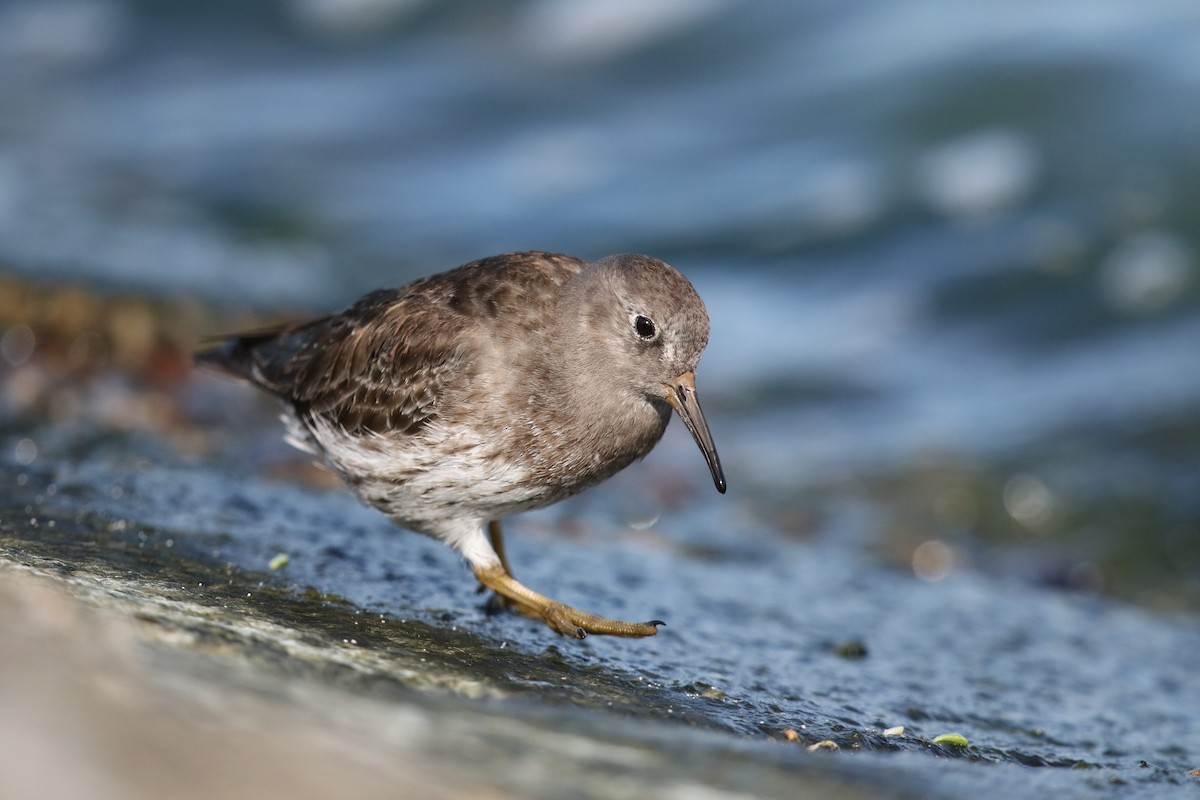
[471, 563, 663, 639]
[536, 599, 664, 639]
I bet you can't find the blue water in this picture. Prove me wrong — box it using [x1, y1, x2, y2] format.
[3, 1, 1198, 467]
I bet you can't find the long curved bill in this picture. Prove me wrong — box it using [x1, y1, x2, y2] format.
[665, 371, 727, 494]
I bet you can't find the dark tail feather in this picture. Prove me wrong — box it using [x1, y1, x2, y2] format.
[194, 323, 301, 388]
[194, 336, 266, 383]
[195, 316, 330, 394]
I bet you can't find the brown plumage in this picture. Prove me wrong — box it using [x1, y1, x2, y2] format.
[198, 251, 725, 638]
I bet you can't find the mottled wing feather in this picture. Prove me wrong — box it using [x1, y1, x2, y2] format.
[275, 290, 445, 434]
[200, 251, 586, 438]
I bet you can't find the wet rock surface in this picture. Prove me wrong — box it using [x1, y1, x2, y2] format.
[2, 404, 1198, 798]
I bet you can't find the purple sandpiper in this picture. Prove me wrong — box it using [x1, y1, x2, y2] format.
[197, 251, 725, 638]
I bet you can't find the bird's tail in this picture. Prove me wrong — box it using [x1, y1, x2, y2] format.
[195, 329, 278, 384]
[194, 317, 327, 395]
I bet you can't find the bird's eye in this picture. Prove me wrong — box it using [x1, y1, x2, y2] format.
[634, 315, 657, 340]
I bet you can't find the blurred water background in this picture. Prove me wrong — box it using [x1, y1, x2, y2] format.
[2, 2, 1200, 797]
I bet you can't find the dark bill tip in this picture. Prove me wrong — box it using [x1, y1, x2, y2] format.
[665, 371, 727, 495]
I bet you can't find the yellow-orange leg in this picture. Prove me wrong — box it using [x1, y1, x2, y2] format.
[488, 519, 514, 576]
[478, 520, 540, 619]
[471, 526, 663, 639]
